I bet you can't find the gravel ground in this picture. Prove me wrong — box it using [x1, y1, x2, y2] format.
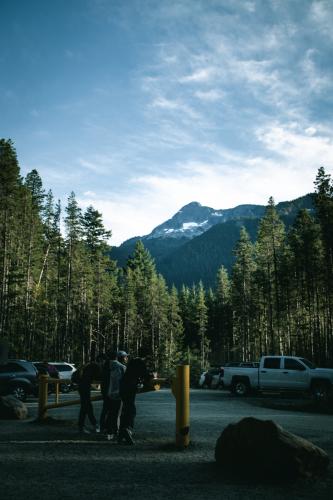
[0, 389, 332, 500]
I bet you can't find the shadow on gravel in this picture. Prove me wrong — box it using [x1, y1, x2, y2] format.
[247, 396, 333, 415]
[31, 416, 76, 426]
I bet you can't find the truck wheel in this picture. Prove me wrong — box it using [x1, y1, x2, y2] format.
[232, 380, 249, 396]
[311, 382, 329, 401]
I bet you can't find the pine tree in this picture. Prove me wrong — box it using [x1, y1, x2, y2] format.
[63, 192, 84, 359]
[0, 139, 22, 344]
[314, 167, 333, 361]
[214, 266, 232, 362]
[232, 227, 256, 360]
[288, 209, 324, 361]
[255, 197, 286, 354]
[195, 282, 209, 369]
[126, 240, 157, 359]
[163, 285, 184, 374]
[82, 205, 112, 356]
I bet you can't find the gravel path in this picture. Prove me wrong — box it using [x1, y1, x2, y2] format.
[0, 389, 332, 500]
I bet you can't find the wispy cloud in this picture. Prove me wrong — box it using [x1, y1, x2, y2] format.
[301, 48, 331, 93]
[257, 122, 333, 167]
[5, 0, 333, 246]
[179, 67, 217, 84]
[194, 89, 224, 102]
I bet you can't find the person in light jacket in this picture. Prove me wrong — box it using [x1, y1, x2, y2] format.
[100, 351, 127, 440]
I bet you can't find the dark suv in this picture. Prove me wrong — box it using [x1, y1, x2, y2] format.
[0, 359, 38, 401]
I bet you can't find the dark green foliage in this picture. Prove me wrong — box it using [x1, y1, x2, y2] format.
[0, 141, 332, 369]
[110, 195, 314, 288]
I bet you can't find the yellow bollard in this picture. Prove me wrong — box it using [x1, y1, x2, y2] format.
[175, 365, 190, 449]
[38, 374, 49, 421]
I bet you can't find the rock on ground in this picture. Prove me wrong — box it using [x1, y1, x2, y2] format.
[0, 395, 29, 420]
[215, 416, 329, 479]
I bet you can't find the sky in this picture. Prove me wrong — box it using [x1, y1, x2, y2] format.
[1, 0, 333, 245]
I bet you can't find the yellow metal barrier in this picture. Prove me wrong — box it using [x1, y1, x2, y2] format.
[172, 365, 190, 449]
[38, 369, 190, 450]
[37, 375, 164, 421]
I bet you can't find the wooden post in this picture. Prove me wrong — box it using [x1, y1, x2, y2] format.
[175, 365, 190, 449]
[55, 380, 59, 404]
[38, 375, 49, 421]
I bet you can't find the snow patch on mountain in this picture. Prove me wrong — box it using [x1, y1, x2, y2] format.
[146, 200, 275, 241]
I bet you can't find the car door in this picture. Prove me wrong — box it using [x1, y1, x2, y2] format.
[281, 357, 308, 390]
[0, 362, 28, 393]
[259, 357, 283, 389]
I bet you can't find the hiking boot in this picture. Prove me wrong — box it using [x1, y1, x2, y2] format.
[107, 433, 117, 441]
[79, 426, 91, 435]
[120, 428, 134, 445]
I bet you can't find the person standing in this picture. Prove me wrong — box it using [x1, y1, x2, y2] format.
[100, 350, 127, 440]
[77, 360, 101, 434]
[118, 357, 153, 445]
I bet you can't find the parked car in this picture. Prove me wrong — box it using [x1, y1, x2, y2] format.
[0, 359, 38, 401]
[33, 361, 59, 377]
[199, 367, 224, 389]
[34, 361, 76, 393]
[48, 362, 76, 392]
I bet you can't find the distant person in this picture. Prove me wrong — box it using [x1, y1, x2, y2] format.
[204, 371, 213, 389]
[118, 357, 154, 445]
[37, 361, 59, 393]
[100, 350, 127, 440]
[77, 360, 102, 434]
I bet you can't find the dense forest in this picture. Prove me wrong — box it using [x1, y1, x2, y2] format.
[1, 139, 333, 376]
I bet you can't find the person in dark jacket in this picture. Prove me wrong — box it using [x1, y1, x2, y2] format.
[100, 350, 127, 440]
[118, 357, 153, 445]
[78, 361, 101, 434]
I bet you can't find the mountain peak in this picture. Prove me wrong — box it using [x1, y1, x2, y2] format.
[178, 201, 202, 211]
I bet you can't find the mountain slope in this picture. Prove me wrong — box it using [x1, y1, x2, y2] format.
[110, 193, 314, 286]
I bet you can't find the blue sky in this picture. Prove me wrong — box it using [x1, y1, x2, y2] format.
[1, 0, 333, 245]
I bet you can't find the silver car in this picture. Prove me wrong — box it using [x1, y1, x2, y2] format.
[48, 362, 77, 393]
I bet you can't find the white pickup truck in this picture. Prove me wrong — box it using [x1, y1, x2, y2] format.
[223, 355, 333, 400]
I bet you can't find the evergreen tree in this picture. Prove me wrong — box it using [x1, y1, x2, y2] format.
[232, 227, 256, 360]
[194, 281, 209, 369]
[314, 167, 333, 361]
[214, 266, 232, 362]
[255, 197, 286, 354]
[126, 240, 157, 358]
[63, 192, 84, 359]
[163, 285, 184, 373]
[288, 209, 324, 361]
[0, 139, 22, 344]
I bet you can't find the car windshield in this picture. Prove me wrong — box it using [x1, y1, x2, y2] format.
[300, 358, 316, 369]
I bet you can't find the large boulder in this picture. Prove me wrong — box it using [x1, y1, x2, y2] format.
[0, 395, 29, 420]
[215, 417, 329, 479]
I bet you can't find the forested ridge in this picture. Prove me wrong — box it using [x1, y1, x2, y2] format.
[1, 139, 333, 374]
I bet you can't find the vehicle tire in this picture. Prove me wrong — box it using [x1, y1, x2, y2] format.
[60, 383, 70, 394]
[311, 381, 329, 401]
[231, 380, 249, 396]
[11, 385, 27, 402]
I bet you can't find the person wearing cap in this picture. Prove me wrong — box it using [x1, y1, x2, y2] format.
[117, 350, 128, 365]
[100, 350, 127, 440]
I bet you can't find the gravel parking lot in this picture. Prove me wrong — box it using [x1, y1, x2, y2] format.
[0, 389, 332, 500]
